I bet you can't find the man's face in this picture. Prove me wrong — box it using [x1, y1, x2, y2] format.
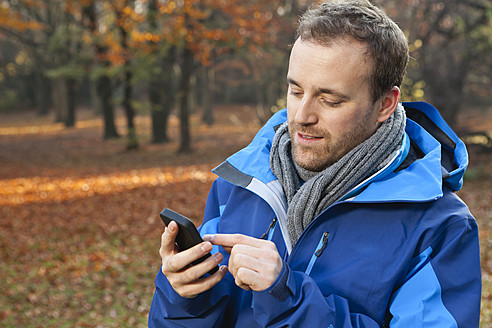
[286, 39, 382, 171]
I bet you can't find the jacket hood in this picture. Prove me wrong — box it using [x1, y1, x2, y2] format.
[402, 101, 468, 192]
[213, 101, 468, 203]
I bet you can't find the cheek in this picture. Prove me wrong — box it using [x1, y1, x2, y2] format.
[286, 98, 299, 119]
[317, 111, 357, 135]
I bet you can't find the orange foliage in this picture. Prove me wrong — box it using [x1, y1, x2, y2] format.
[143, 0, 283, 65]
[0, 166, 215, 206]
[0, 6, 45, 32]
[0, 0, 284, 71]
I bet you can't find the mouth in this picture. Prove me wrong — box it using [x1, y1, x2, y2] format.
[298, 133, 321, 139]
[296, 132, 323, 144]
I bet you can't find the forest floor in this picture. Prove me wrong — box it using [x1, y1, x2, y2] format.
[0, 105, 491, 327]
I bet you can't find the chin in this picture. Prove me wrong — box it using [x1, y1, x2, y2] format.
[294, 157, 327, 172]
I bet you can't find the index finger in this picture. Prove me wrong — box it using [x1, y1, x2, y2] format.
[203, 233, 260, 248]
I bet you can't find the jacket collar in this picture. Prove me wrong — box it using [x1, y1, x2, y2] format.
[213, 102, 468, 203]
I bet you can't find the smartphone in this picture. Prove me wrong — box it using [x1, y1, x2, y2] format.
[160, 208, 219, 275]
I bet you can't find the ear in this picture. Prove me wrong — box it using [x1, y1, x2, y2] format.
[376, 86, 401, 123]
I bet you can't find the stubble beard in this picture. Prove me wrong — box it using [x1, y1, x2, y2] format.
[288, 113, 376, 173]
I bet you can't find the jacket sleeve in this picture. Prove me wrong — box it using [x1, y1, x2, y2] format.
[251, 211, 481, 328]
[148, 269, 233, 327]
[252, 262, 382, 328]
[388, 214, 481, 327]
[148, 179, 233, 327]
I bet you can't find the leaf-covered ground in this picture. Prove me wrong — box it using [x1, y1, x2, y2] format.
[0, 106, 491, 327]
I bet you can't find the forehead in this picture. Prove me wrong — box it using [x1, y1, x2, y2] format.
[288, 39, 372, 93]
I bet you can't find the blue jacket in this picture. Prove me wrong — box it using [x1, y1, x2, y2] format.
[149, 102, 481, 327]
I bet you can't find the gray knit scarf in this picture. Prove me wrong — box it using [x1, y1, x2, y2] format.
[270, 104, 406, 244]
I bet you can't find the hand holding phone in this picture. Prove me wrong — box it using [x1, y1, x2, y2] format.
[160, 208, 219, 275]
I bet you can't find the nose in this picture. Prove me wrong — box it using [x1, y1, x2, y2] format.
[295, 96, 318, 125]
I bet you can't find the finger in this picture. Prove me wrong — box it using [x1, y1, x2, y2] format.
[177, 265, 228, 298]
[227, 245, 283, 290]
[215, 237, 279, 264]
[164, 241, 213, 273]
[227, 250, 267, 278]
[173, 251, 224, 285]
[230, 251, 261, 273]
[236, 281, 251, 291]
[221, 246, 233, 254]
[235, 267, 259, 291]
[231, 243, 279, 262]
[160, 221, 179, 256]
[204, 233, 263, 249]
[235, 266, 276, 292]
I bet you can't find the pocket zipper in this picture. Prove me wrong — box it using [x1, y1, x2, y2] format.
[260, 217, 278, 240]
[305, 232, 329, 275]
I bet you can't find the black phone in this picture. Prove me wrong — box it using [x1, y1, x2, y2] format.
[159, 208, 219, 275]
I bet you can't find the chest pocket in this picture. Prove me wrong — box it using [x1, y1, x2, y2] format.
[260, 217, 278, 241]
[305, 232, 329, 275]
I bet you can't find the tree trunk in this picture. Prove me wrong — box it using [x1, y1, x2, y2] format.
[34, 71, 50, 116]
[52, 77, 66, 123]
[97, 75, 119, 139]
[150, 83, 168, 143]
[188, 74, 197, 114]
[150, 54, 176, 144]
[65, 78, 76, 127]
[123, 70, 138, 149]
[90, 80, 102, 115]
[83, 2, 118, 139]
[201, 66, 215, 125]
[178, 45, 193, 153]
[118, 6, 138, 149]
[148, 0, 172, 144]
[149, 55, 175, 144]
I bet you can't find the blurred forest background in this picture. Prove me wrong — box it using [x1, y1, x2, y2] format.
[0, 0, 491, 327]
[0, 0, 491, 147]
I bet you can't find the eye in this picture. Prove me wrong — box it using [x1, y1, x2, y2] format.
[289, 90, 303, 98]
[321, 98, 342, 107]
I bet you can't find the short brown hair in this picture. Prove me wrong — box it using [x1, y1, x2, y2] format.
[296, 0, 409, 102]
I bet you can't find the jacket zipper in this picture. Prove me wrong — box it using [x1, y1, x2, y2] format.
[260, 217, 277, 240]
[305, 232, 329, 275]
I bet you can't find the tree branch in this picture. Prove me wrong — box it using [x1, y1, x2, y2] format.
[0, 26, 41, 49]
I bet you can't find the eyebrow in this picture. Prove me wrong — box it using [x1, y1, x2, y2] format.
[287, 77, 350, 101]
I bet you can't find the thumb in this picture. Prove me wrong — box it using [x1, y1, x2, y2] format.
[160, 221, 179, 255]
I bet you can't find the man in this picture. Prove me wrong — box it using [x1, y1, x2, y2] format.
[149, 1, 481, 327]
